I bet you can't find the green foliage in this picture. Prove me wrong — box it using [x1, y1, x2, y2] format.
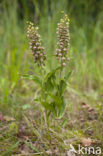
[23, 65, 71, 119]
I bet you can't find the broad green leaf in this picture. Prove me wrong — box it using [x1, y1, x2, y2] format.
[59, 79, 67, 95]
[51, 94, 62, 107]
[43, 77, 54, 92]
[43, 66, 61, 92]
[41, 101, 53, 110]
[21, 74, 42, 85]
[53, 96, 66, 119]
[58, 96, 66, 118]
[44, 66, 61, 81]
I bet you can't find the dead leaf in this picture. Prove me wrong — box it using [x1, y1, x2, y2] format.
[81, 138, 93, 146]
[81, 102, 89, 109]
[88, 107, 94, 112]
[4, 116, 15, 122]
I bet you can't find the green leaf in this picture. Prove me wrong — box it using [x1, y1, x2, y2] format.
[64, 71, 72, 80]
[44, 66, 61, 81]
[34, 98, 41, 102]
[43, 76, 54, 92]
[43, 66, 61, 92]
[53, 96, 66, 119]
[21, 74, 42, 85]
[49, 94, 62, 107]
[41, 101, 53, 110]
[59, 79, 67, 95]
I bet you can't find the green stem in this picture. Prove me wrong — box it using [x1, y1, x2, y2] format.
[59, 60, 63, 95]
[40, 65, 48, 125]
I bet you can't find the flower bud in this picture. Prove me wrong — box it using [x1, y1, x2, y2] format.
[62, 62, 66, 66]
[62, 57, 66, 60]
[59, 53, 62, 57]
[33, 46, 36, 49]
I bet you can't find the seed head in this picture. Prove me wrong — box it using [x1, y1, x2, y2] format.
[27, 22, 46, 66]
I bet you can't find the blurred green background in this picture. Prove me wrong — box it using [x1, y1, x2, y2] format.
[0, 0, 103, 115]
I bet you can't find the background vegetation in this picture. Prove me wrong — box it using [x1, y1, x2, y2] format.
[0, 0, 103, 155]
